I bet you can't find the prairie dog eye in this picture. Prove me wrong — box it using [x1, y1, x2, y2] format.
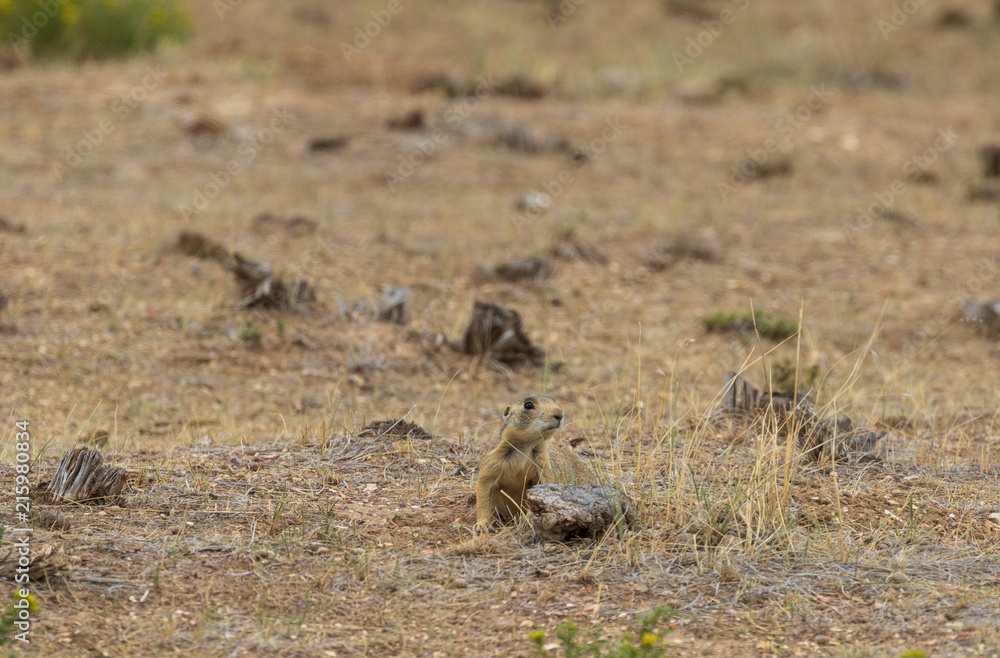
[523, 400, 535, 410]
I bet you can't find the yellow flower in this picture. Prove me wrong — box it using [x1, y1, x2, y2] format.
[641, 632, 659, 646]
[527, 630, 545, 642]
[13, 590, 39, 614]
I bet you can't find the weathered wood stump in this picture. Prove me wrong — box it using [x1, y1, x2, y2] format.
[980, 144, 1000, 178]
[227, 253, 316, 310]
[720, 372, 884, 464]
[458, 301, 543, 366]
[39, 448, 127, 503]
[473, 257, 554, 284]
[340, 287, 410, 325]
[176, 230, 228, 261]
[963, 299, 1000, 338]
[175, 231, 317, 310]
[524, 484, 634, 541]
[376, 287, 410, 325]
[548, 238, 607, 264]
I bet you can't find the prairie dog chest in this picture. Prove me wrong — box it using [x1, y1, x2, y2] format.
[496, 440, 548, 490]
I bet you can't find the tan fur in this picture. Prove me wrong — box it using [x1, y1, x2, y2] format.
[474, 396, 594, 532]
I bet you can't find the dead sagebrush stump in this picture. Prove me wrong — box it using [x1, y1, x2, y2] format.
[226, 253, 316, 310]
[752, 156, 793, 179]
[524, 484, 634, 541]
[796, 414, 885, 465]
[494, 74, 546, 100]
[340, 287, 410, 325]
[386, 109, 425, 130]
[474, 257, 554, 284]
[493, 124, 567, 154]
[358, 418, 432, 440]
[874, 207, 921, 230]
[722, 370, 804, 414]
[176, 230, 229, 261]
[377, 287, 410, 325]
[980, 144, 1000, 178]
[309, 135, 349, 152]
[458, 301, 543, 366]
[0, 289, 13, 334]
[0, 215, 26, 234]
[252, 212, 318, 237]
[459, 116, 575, 160]
[412, 72, 546, 100]
[179, 112, 227, 138]
[644, 232, 722, 271]
[39, 448, 127, 503]
[662, 0, 719, 21]
[936, 8, 970, 28]
[548, 237, 608, 264]
[175, 231, 317, 310]
[719, 372, 884, 464]
[967, 180, 1000, 202]
[963, 299, 1000, 338]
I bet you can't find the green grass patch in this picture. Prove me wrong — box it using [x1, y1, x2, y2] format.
[529, 605, 677, 657]
[702, 310, 798, 341]
[238, 317, 262, 343]
[1, 0, 191, 61]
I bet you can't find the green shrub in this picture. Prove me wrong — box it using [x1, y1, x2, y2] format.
[702, 309, 799, 341]
[0, 0, 191, 61]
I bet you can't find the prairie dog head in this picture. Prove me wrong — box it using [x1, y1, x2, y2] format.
[500, 397, 564, 440]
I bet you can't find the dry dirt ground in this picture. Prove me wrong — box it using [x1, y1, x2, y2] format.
[2, 0, 1000, 656]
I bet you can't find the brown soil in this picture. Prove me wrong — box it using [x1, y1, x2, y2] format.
[2, 0, 1000, 655]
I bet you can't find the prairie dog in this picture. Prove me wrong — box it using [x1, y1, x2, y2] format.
[474, 397, 594, 532]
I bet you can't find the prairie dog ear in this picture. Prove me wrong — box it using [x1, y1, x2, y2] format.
[502, 406, 511, 417]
